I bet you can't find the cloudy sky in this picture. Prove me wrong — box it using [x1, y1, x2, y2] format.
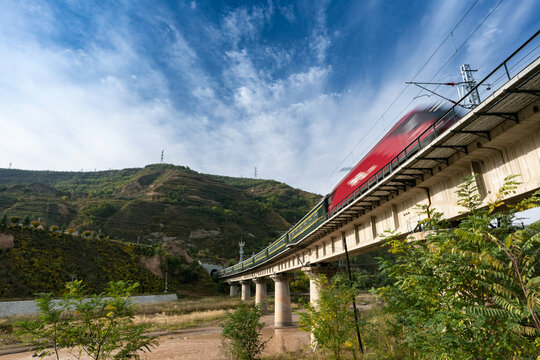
[1, 0, 539, 194]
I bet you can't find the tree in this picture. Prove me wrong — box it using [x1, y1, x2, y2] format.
[23, 215, 30, 226]
[16, 292, 71, 359]
[298, 274, 363, 360]
[376, 176, 539, 359]
[9, 216, 19, 225]
[221, 302, 267, 360]
[17, 281, 158, 360]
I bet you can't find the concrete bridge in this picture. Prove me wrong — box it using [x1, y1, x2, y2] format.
[220, 34, 540, 329]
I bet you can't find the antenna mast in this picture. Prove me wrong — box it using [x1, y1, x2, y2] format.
[160, 150, 164, 164]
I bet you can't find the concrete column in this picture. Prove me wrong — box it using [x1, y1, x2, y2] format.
[270, 273, 293, 327]
[240, 280, 251, 301]
[229, 283, 238, 297]
[254, 277, 268, 313]
[302, 264, 336, 308]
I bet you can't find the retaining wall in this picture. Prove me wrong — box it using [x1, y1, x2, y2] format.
[0, 293, 178, 317]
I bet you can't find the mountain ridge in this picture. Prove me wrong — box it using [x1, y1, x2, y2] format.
[0, 164, 321, 264]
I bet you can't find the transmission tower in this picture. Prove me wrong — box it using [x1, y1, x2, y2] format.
[238, 238, 245, 262]
[254, 166, 257, 179]
[160, 150, 164, 164]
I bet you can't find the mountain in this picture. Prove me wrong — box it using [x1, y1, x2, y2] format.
[0, 164, 321, 264]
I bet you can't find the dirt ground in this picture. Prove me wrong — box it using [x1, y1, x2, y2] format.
[0, 314, 311, 360]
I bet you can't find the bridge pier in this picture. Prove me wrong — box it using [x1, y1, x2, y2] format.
[240, 280, 251, 301]
[254, 277, 268, 313]
[229, 283, 238, 297]
[271, 273, 293, 327]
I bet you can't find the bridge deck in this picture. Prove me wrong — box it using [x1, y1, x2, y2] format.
[221, 37, 540, 281]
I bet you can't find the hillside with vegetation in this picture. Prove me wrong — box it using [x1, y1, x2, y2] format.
[0, 224, 216, 299]
[0, 164, 321, 264]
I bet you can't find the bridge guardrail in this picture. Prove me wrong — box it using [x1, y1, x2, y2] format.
[219, 30, 540, 278]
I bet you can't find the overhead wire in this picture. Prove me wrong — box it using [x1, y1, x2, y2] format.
[315, 0, 480, 194]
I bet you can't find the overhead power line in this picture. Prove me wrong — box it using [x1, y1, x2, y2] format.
[316, 0, 508, 195]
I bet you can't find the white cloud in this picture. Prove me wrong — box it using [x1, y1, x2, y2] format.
[310, 0, 331, 63]
[0, 0, 537, 197]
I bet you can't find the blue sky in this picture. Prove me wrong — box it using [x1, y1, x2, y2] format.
[1, 0, 539, 195]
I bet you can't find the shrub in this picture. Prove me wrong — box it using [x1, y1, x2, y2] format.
[221, 302, 267, 360]
[17, 281, 158, 360]
[9, 216, 19, 225]
[298, 274, 364, 360]
[376, 176, 539, 359]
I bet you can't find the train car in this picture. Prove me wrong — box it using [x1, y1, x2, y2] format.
[218, 103, 459, 277]
[288, 198, 327, 244]
[327, 104, 457, 214]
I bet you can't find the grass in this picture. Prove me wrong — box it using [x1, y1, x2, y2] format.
[135, 296, 252, 315]
[134, 309, 227, 332]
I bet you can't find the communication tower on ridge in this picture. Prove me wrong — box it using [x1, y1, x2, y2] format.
[160, 150, 164, 164]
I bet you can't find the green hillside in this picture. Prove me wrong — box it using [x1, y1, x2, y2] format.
[0, 164, 321, 264]
[0, 225, 215, 299]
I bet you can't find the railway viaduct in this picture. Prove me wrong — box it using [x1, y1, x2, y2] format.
[219, 35, 540, 329]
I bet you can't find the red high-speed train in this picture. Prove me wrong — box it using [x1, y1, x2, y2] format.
[220, 103, 458, 276]
[327, 104, 456, 213]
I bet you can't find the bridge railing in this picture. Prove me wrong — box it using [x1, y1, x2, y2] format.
[218, 30, 540, 278]
[327, 30, 540, 217]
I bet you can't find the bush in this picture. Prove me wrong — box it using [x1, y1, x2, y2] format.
[221, 302, 267, 360]
[17, 281, 158, 360]
[376, 176, 539, 359]
[298, 274, 364, 360]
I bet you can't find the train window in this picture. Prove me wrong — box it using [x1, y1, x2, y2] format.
[403, 114, 418, 134]
[393, 113, 417, 135]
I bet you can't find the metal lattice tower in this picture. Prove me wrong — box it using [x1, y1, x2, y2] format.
[458, 64, 481, 109]
[238, 239, 245, 262]
[160, 150, 164, 163]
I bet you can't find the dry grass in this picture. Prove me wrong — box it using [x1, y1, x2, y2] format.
[134, 309, 227, 332]
[135, 296, 251, 316]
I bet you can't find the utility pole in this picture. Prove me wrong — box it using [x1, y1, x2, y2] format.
[406, 64, 489, 110]
[458, 64, 481, 109]
[164, 271, 168, 293]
